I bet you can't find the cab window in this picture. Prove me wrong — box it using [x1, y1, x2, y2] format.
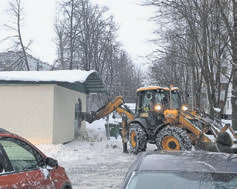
[154, 90, 168, 104]
[142, 92, 153, 112]
[0, 138, 44, 172]
[171, 90, 181, 109]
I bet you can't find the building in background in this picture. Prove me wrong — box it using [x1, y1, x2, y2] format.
[199, 52, 232, 119]
[0, 70, 106, 144]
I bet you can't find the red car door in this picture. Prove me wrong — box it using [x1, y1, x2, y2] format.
[0, 169, 55, 188]
[0, 138, 55, 188]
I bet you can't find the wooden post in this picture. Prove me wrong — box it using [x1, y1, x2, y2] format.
[122, 116, 128, 153]
[105, 115, 110, 139]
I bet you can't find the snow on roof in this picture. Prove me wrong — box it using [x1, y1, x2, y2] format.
[0, 70, 96, 83]
[136, 86, 179, 92]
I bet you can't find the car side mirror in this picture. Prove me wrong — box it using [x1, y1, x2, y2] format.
[46, 157, 58, 169]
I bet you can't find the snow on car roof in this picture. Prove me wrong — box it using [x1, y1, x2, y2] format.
[137, 151, 237, 173]
[0, 70, 96, 83]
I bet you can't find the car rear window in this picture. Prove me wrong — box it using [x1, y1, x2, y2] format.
[126, 171, 237, 189]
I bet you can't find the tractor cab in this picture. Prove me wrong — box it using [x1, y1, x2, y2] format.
[136, 86, 181, 114]
[135, 86, 184, 126]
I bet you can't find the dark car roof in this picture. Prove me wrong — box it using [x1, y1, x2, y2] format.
[132, 151, 237, 173]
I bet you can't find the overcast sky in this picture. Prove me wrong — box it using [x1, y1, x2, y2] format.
[0, 0, 156, 67]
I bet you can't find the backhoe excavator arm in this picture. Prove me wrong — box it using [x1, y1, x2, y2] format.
[80, 96, 135, 123]
[80, 96, 135, 153]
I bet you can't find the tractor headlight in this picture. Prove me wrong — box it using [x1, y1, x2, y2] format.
[181, 105, 188, 111]
[155, 104, 162, 111]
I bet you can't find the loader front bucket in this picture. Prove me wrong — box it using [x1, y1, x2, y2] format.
[195, 131, 237, 154]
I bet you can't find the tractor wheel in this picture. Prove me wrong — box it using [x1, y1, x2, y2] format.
[156, 126, 192, 151]
[129, 124, 147, 154]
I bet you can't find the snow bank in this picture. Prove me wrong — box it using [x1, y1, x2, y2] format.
[86, 119, 108, 141]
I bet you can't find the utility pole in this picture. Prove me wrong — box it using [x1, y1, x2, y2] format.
[232, 0, 237, 131]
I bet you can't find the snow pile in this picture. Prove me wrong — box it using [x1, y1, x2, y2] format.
[213, 107, 221, 113]
[86, 119, 108, 142]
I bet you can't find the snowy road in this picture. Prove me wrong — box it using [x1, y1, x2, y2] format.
[38, 138, 136, 189]
[62, 141, 135, 189]
[37, 120, 137, 189]
[67, 160, 133, 188]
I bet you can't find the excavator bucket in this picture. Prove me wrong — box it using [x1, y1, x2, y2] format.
[180, 111, 237, 153]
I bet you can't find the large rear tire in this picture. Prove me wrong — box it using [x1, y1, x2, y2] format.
[129, 124, 147, 154]
[156, 126, 192, 151]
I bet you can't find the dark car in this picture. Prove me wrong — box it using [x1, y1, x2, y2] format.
[121, 150, 237, 189]
[0, 128, 72, 188]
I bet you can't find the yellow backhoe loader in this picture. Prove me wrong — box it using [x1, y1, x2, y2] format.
[80, 86, 237, 154]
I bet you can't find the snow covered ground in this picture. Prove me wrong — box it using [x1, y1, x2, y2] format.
[36, 118, 233, 188]
[37, 119, 139, 189]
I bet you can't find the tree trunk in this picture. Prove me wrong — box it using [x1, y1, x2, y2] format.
[69, 0, 74, 70]
[17, 0, 30, 71]
[232, 0, 237, 130]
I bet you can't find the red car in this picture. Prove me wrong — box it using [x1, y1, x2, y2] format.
[0, 128, 72, 189]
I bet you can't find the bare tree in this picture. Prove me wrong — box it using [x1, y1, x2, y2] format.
[55, 0, 142, 107]
[216, 0, 237, 129]
[6, 0, 30, 70]
[54, 20, 68, 69]
[147, 0, 233, 118]
[60, 0, 80, 70]
[233, 0, 237, 130]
